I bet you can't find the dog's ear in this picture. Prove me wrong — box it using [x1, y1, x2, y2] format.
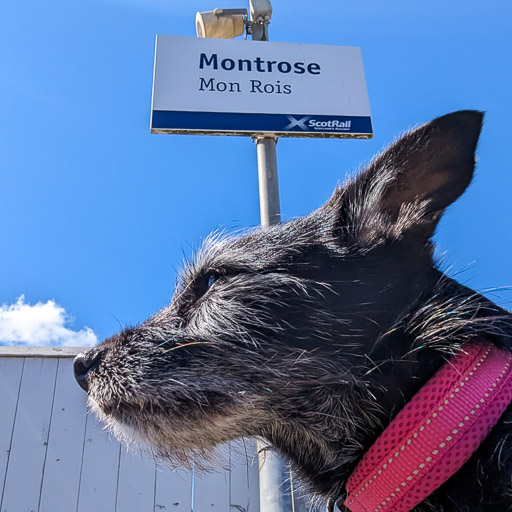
[324, 110, 483, 242]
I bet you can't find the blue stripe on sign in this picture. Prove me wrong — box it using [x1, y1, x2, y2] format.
[152, 110, 373, 135]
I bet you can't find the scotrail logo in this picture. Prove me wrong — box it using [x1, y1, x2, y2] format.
[284, 115, 352, 132]
[284, 115, 312, 130]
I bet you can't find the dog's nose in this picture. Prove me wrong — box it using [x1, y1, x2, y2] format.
[73, 350, 102, 392]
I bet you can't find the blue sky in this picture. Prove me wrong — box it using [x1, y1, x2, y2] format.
[0, 1, 511, 345]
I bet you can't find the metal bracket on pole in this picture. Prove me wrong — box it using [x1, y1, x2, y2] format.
[250, 18, 269, 41]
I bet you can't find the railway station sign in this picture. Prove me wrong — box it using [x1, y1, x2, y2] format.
[151, 35, 373, 138]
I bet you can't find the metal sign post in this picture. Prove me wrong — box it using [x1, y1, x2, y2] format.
[249, 7, 291, 512]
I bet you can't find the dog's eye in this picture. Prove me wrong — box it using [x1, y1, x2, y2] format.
[207, 274, 217, 288]
[194, 270, 225, 301]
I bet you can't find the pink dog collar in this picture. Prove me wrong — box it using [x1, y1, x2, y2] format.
[344, 343, 512, 512]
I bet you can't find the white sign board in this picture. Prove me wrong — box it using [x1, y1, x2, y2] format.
[151, 36, 373, 138]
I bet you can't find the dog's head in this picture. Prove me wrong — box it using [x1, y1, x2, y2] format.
[76, 111, 501, 496]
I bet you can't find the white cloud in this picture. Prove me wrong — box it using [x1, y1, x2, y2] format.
[0, 296, 98, 347]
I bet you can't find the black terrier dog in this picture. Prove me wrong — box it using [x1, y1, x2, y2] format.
[74, 111, 512, 511]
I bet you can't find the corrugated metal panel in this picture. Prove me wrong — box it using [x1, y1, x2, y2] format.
[0, 356, 260, 512]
